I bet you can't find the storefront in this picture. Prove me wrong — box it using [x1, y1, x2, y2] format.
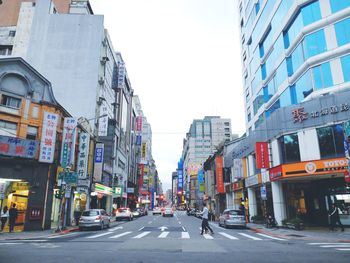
[271, 157, 350, 226]
[90, 183, 113, 214]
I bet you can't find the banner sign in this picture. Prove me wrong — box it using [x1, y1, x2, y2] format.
[77, 133, 90, 179]
[216, 156, 225, 193]
[141, 142, 146, 160]
[255, 142, 270, 169]
[0, 135, 38, 159]
[117, 62, 126, 89]
[98, 102, 108, 137]
[114, 186, 123, 197]
[60, 117, 77, 168]
[260, 185, 267, 200]
[93, 143, 104, 182]
[58, 171, 78, 185]
[95, 183, 113, 195]
[39, 112, 58, 163]
[136, 116, 142, 131]
[198, 169, 205, 192]
[136, 135, 142, 146]
[126, 187, 134, 193]
[177, 169, 183, 191]
[233, 159, 243, 179]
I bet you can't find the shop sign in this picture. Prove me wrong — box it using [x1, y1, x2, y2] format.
[95, 183, 113, 195]
[0, 183, 5, 194]
[0, 135, 38, 159]
[232, 181, 243, 191]
[76, 187, 88, 193]
[260, 185, 267, 200]
[103, 163, 113, 175]
[117, 61, 126, 89]
[65, 185, 72, 198]
[292, 103, 349, 123]
[93, 143, 104, 182]
[198, 170, 204, 193]
[255, 142, 270, 169]
[126, 187, 134, 193]
[39, 112, 58, 163]
[77, 133, 90, 179]
[136, 116, 142, 131]
[114, 186, 123, 196]
[98, 102, 108, 137]
[141, 143, 146, 161]
[29, 207, 42, 221]
[59, 171, 78, 185]
[233, 159, 243, 179]
[60, 117, 77, 168]
[177, 169, 183, 191]
[269, 165, 283, 181]
[77, 179, 90, 187]
[136, 135, 142, 146]
[261, 171, 270, 183]
[216, 156, 225, 193]
[245, 174, 260, 187]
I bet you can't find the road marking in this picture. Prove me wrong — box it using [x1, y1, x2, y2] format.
[0, 243, 23, 245]
[320, 244, 350, 248]
[182, 227, 186, 232]
[86, 232, 112, 239]
[138, 227, 145, 231]
[108, 226, 123, 232]
[308, 243, 349, 245]
[15, 240, 47, 242]
[238, 233, 262, 240]
[48, 233, 77, 239]
[218, 232, 238, 240]
[158, 232, 169, 238]
[256, 233, 287, 241]
[336, 248, 350, 251]
[178, 221, 181, 224]
[132, 231, 151, 239]
[109, 231, 132, 239]
[203, 234, 214, 239]
[181, 232, 190, 239]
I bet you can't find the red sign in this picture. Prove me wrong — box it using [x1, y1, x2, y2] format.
[345, 170, 350, 183]
[216, 156, 225, 193]
[269, 165, 283, 181]
[138, 164, 144, 193]
[136, 116, 142, 131]
[255, 142, 270, 169]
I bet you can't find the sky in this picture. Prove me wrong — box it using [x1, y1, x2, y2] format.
[89, 0, 245, 191]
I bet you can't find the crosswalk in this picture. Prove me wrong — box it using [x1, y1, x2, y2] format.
[308, 242, 350, 252]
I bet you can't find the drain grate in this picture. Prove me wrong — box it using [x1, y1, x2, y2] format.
[286, 234, 305, 237]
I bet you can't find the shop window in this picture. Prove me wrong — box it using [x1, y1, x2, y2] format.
[317, 125, 345, 159]
[1, 95, 21, 109]
[278, 133, 301, 163]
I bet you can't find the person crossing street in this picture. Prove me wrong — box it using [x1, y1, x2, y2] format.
[198, 203, 214, 235]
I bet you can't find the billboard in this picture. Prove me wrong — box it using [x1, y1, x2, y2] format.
[255, 142, 270, 169]
[39, 112, 58, 163]
[216, 156, 225, 193]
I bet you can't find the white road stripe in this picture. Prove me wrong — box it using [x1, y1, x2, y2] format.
[336, 248, 350, 251]
[86, 232, 112, 239]
[48, 233, 77, 239]
[16, 240, 47, 242]
[320, 244, 350, 248]
[138, 227, 145, 231]
[219, 232, 238, 240]
[109, 231, 132, 239]
[181, 232, 190, 239]
[158, 232, 169, 238]
[182, 227, 186, 232]
[132, 231, 151, 239]
[203, 234, 214, 239]
[0, 243, 23, 245]
[238, 233, 262, 240]
[256, 233, 287, 241]
[108, 226, 123, 232]
[308, 243, 347, 245]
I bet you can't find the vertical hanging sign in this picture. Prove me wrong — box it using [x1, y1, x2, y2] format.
[39, 112, 58, 163]
[136, 116, 142, 131]
[93, 143, 104, 182]
[60, 117, 77, 168]
[255, 142, 270, 169]
[216, 156, 225, 193]
[98, 102, 108, 137]
[77, 133, 90, 179]
[117, 62, 126, 89]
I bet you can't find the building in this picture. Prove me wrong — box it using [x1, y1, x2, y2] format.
[182, 116, 233, 208]
[230, 0, 350, 226]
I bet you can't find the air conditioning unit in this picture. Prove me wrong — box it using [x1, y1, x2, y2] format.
[98, 76, 105, 85]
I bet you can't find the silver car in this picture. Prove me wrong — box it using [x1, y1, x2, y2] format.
[79, 209, 110, 230]
[219, 209, 246, 228]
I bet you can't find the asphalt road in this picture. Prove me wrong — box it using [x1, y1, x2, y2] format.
[0, 211, 349, 263]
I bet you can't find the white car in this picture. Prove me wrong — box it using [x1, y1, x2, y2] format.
[162, 207, 174, 217]
[152, 207, 162, 215]
[115, 208, 133, 221]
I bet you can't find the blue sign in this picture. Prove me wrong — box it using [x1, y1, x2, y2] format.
[260, 185, 267, 200]
[0, 135, 38, 158]
[177, 169, 183, 190]
[136, 135, 142, 146]
[95, 146, 104, 163]
[198, 170, 204, 193]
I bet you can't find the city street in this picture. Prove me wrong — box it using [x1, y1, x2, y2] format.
[0, 211, 349, 263]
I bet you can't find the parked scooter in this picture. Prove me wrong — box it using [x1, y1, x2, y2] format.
[265, 214, 277, 228]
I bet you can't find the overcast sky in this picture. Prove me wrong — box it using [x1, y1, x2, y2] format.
[89, 0, 245, 191]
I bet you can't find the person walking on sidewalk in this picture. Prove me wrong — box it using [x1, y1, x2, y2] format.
[1, 206, 9, 231]
[8, 204, 18, 233]
[198, 203, 214, 235]
[329, 203, 344, 232]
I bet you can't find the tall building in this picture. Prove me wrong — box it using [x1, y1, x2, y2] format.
[228, 0, 350, 226]
[182, 116, 232, 207]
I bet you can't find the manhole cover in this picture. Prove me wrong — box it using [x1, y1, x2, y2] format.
[286, 234, 305, 237]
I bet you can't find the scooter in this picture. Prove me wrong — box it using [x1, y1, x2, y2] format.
[265, 215, 277, 228]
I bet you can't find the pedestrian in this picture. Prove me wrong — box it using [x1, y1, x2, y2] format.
[329, 203, 344, 232]
[198, 203, 214, 235]
[1, 206, 9, 231]
[8, 204, 18, 233]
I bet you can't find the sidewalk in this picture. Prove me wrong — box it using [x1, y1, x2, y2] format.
[0, 218, 118, 241]
[247, 223, 350, 242]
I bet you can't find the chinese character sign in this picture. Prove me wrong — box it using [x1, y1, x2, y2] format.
[93, 143, 104, 182]
[177, 169, 183, 191]
[255, 142, 270, 169]
[39, 112, 58, 163]
[0, 135, 38, 159]
[216, 156, 225, 193]
[117, 62, 126, 89]
[60, 117, 77, 168]
[292, 107, 308, 123]
[136, 116, 142, 131]
[141, 143, 146, 160]
[98, 102, 108, 137]
[77, 133, 90, 179]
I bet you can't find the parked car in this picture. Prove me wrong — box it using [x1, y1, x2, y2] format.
[79, 209, 110, 231]
[115, 208, 133, 221]
[152, 207, 162, 215]
[162, 207, 174, 217]
[132, 209, 141, 218]
[218, 209, 246, 228]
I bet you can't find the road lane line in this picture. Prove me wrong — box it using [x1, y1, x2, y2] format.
[218, 232, 238, 240]
[86, 232, 112, 239]
[203, 234, 214, 239]
[132, 231, 151, 239]
[238, 233, 262, 240]
[336, 248, 350, 251]
[181, 232, 190, 239]
[0, 243, 23, 245]
[256, 233, 287, 241]
[182, 227, 186, 232]
[48, 233, 77, 239]
[108, 226, 123, 232]
[308, 243, 347, 245]
[138, 227, 145, 231]
[320, 245, 350, 248]
[15, 240, 47, 242]
[109, 231, 132, 239]
[158, 232, 169, 238]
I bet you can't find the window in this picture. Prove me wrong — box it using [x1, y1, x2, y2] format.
[266, 99, 280, 118]
[280, 87, 294, 107]
[8, 31, 16, 37]
[317, 125, 345, 159]
[253, 88, 264, 115]
[26, 126, 38, 140]
[294, 70, 313, 103]
[330, 0, 350, 13]
[278, 133, 300, 163]
[255, 113, 265, 129]
[1, 95, 21, 108]
[0, 45, 13, 56]
[311, 62, 333, 90]
[341, 55, 350, 82]
[335, 18, 350, 47]
[0, 120, 17, 136]
[303, 29, 327, 59]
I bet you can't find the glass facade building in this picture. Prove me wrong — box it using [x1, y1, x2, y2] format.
[239, 0, 350, 131]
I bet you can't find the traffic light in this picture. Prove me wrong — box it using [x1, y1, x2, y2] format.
[55, 189, 64, 199]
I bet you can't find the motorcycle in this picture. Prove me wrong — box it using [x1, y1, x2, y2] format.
[265, 215, 277, 228]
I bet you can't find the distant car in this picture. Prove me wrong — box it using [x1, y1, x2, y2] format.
[79, 209, 110, 231]
[132, 209, 141, 218]
[219, 209, 246, 228]
[162, 207, 174, 217]
[152, 207, 162, 215]
[115, 208, 133, 221]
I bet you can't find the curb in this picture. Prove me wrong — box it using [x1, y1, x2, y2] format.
[247, 226, 289, 239]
